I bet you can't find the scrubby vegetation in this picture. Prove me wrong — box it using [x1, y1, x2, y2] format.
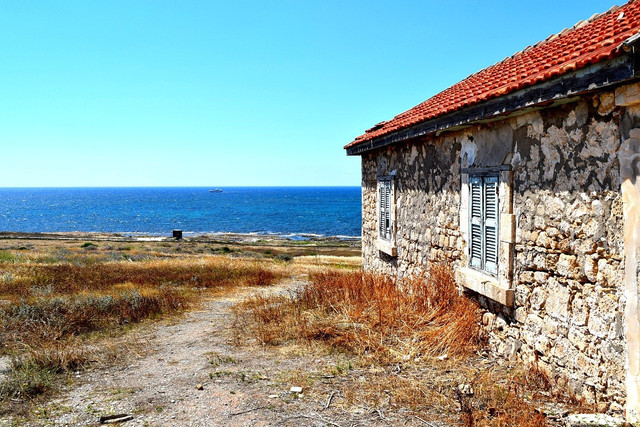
[237, 264, 479, 361]
[0, 238, 584, 425]
[0, 246, 277, 405]
[235, 265, 581, 426]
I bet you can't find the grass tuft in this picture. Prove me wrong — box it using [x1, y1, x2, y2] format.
[0, 251, 17, 263]
[236, 264, 480, 363]
[0, 360, 56, 400]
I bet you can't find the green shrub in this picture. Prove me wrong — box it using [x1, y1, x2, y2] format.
[211, 246, 232, 255]
[275, 254, 293, 262]
[0, 251, 16, 263]
[0, 360, 55, 400]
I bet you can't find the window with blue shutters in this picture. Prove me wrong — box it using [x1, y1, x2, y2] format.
[376, 175, 397, 257]
[469, 174, 499, 275]
[378, 178, 393, 241]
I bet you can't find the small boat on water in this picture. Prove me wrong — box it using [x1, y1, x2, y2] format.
[209, 188, 223, 193]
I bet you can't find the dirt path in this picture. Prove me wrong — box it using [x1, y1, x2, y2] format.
[21, 277, 418, 427]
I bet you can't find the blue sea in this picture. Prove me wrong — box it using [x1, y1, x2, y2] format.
[0, 187, 362, 239]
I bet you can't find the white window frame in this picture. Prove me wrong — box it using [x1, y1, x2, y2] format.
[376, 175, 397, 256]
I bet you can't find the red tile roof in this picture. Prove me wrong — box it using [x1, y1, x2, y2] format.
[346, 0, 640, 149]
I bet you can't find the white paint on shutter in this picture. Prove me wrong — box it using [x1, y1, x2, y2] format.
[379, 183, 385, 238]
[378, 179, 392, 241]
[469, 176, 483, 269]
[484, 176, 499, 274]
[384, 180, 391, 240]
[468, 174, 500, 275]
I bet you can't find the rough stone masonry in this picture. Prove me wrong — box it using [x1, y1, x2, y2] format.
[360, 82, 640, 416]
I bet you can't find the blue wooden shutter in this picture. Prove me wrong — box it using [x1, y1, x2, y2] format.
[379, 182, 385, 238]
[484, 176, 499, 274]
[385, 180, 391, 239]
[469, 176, 483, 268]
[379, 180, 391, 240]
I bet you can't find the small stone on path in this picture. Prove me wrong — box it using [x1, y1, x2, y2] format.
[99, 414, 133, 424]
[0, 356, 10, 373]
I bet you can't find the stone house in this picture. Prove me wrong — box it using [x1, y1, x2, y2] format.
[345, 1, 640, 421]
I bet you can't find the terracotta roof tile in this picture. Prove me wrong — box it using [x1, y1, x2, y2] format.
[347, 0, 640, 149]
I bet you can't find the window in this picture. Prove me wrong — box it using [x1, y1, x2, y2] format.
[379, 178, 392, 241]
[376, 175, 396, 256]
[469, 174, 499, 275]
[460, 168, 513, 306]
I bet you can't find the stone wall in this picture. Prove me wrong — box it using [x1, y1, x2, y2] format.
[361, 134, 463, 277]
[360, 87, 636, 412]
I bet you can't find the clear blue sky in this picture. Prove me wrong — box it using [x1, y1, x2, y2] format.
[0, 0, 618, 187]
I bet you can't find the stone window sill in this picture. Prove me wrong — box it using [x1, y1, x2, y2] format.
[458, 267, 514, 307]
[376, 238, 397, 257]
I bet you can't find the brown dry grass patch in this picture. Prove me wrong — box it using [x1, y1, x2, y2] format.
[234, 264, 577, 425]
[0, 249, 278, 403]
[236, 264, 479, 362]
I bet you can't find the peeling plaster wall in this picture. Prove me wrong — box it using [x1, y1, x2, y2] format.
[508, 98, 625, 411]
[360, 88, 631, 413]
[361, 134, 463, 277]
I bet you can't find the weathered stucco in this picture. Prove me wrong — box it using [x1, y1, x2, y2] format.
[362, 134, 462, 277]
[360, 87, 636, 415]
[620, 123, 640, 422]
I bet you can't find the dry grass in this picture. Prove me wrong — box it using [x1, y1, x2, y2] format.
[291, 255, 362, 273]
[0, 248, 278, 403]
[459, 367, 549, 426]
[0, 257, 274, 300]
[236, 264, 479, 363]
[234, 264, 581, 425]
[0, 240, 582, 424]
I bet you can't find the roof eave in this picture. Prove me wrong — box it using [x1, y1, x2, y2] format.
[346, 51, 638, 156]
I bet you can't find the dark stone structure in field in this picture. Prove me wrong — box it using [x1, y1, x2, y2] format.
[345, 1, 640, 420]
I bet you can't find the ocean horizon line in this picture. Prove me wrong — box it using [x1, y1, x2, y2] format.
[0, 230, 362, 241]
[0, 187, 362, 238]
[0, 185, 361, 189]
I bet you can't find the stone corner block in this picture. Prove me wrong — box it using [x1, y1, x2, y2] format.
[629, 128, 640, 140]
[500, 213, 516, 243]
[460, 207, 469, 236]
[615, 82, 640, 107]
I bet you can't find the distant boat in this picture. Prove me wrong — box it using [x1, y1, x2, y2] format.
[209, 189, 223, 193]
